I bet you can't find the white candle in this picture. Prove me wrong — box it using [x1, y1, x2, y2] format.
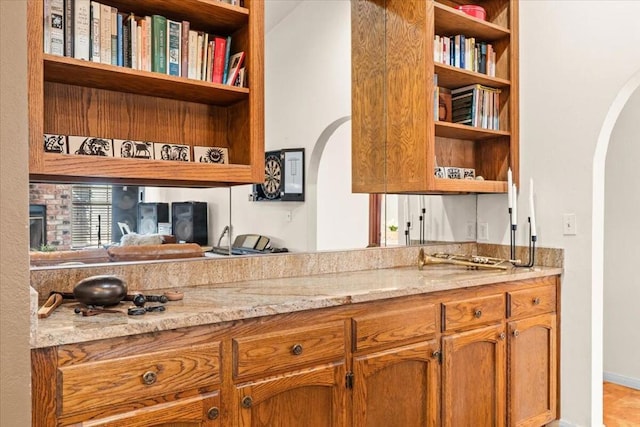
[404, 196, 409, 223]
[420, 195, 425, 211]
[529, 178, 537, 236]
[511, 183, 517, 226]
[507, 168, 513, 209]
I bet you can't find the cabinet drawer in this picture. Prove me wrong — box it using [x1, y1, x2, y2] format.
[442, 294, 505, 332]
[352, 304, 437, 352]
[59, 342, 220, 416]
[233, 321, 345, 379]
[508, 284, 556, 319]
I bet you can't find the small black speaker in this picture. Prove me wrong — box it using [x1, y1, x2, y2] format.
[112, 186, 139, 242]
[172, 202, 208, 245]
[138, 202, 169, 235]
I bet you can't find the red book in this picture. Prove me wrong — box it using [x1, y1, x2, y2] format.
[211, 36, 227, 84]
[226, 51, 245, 85]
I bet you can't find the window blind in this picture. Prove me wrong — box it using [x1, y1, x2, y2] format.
[71, 185, 112, 248]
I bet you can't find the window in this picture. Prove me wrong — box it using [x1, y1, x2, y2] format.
[71, 185, 112, 248]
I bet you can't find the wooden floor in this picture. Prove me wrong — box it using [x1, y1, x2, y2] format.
[604, 382, 640, 426]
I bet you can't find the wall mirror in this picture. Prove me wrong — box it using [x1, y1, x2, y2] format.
[28, 1, 476, 267]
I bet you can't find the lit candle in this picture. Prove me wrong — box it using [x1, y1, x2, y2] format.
[507, 168, 513, 210]
[529, 178, 537, 236]
[511, 183, 517, 226]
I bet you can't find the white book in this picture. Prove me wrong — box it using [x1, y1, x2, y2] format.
[90, 1, 100, 62]
[195, 33, 203, 80]
[48, 0, 64, 56]
[99, 3, 111, 64]
[136, 23, 142, 69]
[44, 0, 51, 54]
[73, 0, 90, 60]
[110, 7, 118, 65]
[145, 16, 152, 71]
[187, 30, 198, 79]
[128, 14, 137, 70]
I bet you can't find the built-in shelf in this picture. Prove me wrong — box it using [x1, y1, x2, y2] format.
[434, 2, 510, 41]
[435, 63, 510, 90]
[435, 121, 510, 140]
[433, 178, 507, 193]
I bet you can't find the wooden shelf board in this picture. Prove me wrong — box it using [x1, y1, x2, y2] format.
[103, 0, 248, 33]
[434, 3, 510, 41]
[435, 63, 511, 89]
[44, 55, 249, 106]
[433, 178, 507, 193]
[31, 153, 258, 186]
[435, 121, 510, 140]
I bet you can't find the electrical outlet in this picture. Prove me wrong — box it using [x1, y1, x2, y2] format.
[563, 213, 577, 235]
[465, 222, 476, 240]
[478, 222, 489, 241]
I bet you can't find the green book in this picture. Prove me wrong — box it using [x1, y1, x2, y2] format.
[151, 15, 167, 73]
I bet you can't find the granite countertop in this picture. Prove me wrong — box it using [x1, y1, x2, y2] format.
[32, 265, 562, 348]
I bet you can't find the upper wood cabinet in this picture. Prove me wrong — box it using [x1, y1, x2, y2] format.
[352, 0, 518, 194]
[27, 0, 264, 187]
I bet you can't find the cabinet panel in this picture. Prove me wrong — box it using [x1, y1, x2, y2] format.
[236, 362, 347, 427]
[63, 391, 220, 427]
[508, 283, 556, 319]
[442, 323, 506, 427]
[442, 293, 505, 332]
[353, 341, 439, 427]
[352, 304, 436, 352]
[508, 314, 557, 426]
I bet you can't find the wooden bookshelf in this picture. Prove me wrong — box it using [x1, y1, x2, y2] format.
[352, 0, 518, 194]
[28, 0, 264, 186]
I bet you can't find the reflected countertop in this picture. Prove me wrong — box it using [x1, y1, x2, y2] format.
[32, 264, 562, 348]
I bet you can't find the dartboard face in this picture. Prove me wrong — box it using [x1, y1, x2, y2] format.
[261, 154, 282, 199]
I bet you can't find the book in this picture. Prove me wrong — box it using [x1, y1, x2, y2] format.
[90, 1, 100, 62]
[128, 14, 137, 70]
[167, 20, 181, 76]
[64, 0, 74, 57]
[225, 51, 245, 85]
[44, 0, 51, 54]
[205, 40, 214, 82]
[116, 12, 123, 66]
[151, 15, 167, 73]
[136, 18, 142, 69]
[121, 13, 130, 67]
[200, 33, 209, 80]
[221, 35, 232, 84]
[195, 32, 204, 80]
[49, 0, 65, 56]
[110, 7, 117, 65]
[144, 16, 152, 71]
[73, 0, 90, 60]
[187, 30, 198, 79]
[181, 21, 189, 78]
[99, 3, 111, 64]
[211, 36, 227, 83]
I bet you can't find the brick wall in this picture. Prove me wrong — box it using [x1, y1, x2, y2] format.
[29, 183, 72, 250]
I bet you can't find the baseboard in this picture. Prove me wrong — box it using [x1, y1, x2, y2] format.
[604, 371, 640, 390]
[546, 420, 581, 427]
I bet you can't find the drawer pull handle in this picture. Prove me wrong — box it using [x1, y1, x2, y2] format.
[142, 371, 157, 385]
[207, 407, 219, 420]
[499, 332, 506, 340]
[513, 330, 520, 338]
[242, 396, 253, 409]
[533, 297, 541, 305]
[474, 309, 482, 319]
[291, 343, 303, 356]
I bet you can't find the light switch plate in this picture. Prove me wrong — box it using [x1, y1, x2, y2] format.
[563, 213, 577, 235]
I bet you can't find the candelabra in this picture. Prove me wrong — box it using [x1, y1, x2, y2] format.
[509, 209, 536, 268]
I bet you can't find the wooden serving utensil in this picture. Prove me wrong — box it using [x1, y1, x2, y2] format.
[37, 292, 64, 318]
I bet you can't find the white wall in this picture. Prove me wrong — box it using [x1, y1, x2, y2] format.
[604, 87, 640, 387]
[477, 2, 640, 425]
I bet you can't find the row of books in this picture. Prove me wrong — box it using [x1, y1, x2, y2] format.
[434, 34, 496, 77]
[451, 84, 501, 130]
[43, 0, 246, 86]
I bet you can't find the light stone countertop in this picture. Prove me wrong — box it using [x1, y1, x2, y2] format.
[31, 264, 562, 349]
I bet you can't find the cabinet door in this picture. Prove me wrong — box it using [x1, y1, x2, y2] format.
[442, 323, 506, 427]
[352, 340, 439, 427]
[508, 313, 557, 427]
[236, 362, 347, 427]
[66, 391, 220, 427]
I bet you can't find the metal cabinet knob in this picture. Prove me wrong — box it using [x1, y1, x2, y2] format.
[291, 343, 303, 356]
[241, 396, 253, 409]
[513, 330, 520, 338]
[142, 371, 157, 385]
[207, 407, 219, 420]
[533, 297, 541, 305]
[499, 332, 506, 340]
[474, 309, 483, 319]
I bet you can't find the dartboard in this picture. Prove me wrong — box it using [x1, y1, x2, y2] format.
[261, 153, 282, 199]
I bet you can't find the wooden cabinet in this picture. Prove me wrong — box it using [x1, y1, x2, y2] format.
[352, 0, 519, 194]
[27, 0, 264, 186]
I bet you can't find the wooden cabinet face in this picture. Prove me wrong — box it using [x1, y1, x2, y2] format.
[352, 340, 439, 427]
[235, 362, 347, 427]
[442, 323, 506, 427]
[508, 313, 557, 427]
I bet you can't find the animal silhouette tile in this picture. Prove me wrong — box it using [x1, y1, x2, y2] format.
[113, 139, 154, 159]
[43, 134, 67, 154]
[68, 136, 113, 157]
[154, 143, 191, 162]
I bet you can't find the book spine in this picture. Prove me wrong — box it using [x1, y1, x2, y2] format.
[167, 20, 181, 76]
[195, 32, 203, 80]
[145, 16, 152, 71]
[122, 13, 130, 67]
[73, 0, 90, 60]
[110, 7, 117, 65]
[206, 40, 214, 82]
[181, 21, 189, 78]
[136, 20, 142, 69]
[99, 3, 111, 64]
[222, 35, 232, 84]
[211, 36, 226, 84]
[129, 14, 137, 70]
[200, 33, 209, 81]
[187, 30, 198, 79]
[90, 1, 100, 62]
[151, 15, 167, 74]
[138, 17, 147, 71]
[44, 0, 51, 54]
[49, 0, 65, 56]
[116, 12, 123, 66]
[64, 0, 74, 57]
